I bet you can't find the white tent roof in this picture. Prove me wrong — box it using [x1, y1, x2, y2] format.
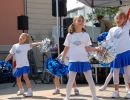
[78, 0, 130, 8]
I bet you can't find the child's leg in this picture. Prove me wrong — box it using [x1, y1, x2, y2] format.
[124, 66, 130, 98]
[23, 73, 33, 96]
[123, 74, 129, 92]
[53, 76, 60, 94]
[99, 73, 113, 91]
[104, 73, 113, 87]
[113, 68, 120, 91]
[83, 70, 97, 98]
[112, 68, 120, 98]
[16, 76, 24, 95]
[67, 73, 77, 89]
[72, 81, 77, 88]
[124, 66, 130, 90]
[65, 71, 77, 99]
[53, 76, 60, 89]
[16, 76, 23, 89]
[23, 73, 32, 89]
[67, 73, 79, 95]
[72, 80, 79, 95]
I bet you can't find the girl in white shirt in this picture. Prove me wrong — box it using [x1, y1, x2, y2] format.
[5, 33, 42, 97]
[106, 11, 130, 98]
[62, 15, 102, 100]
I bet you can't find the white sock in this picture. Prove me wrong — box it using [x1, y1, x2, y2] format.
[84, 70, 96, 98]
[125, 66, 130, 83]
[103, 73, 113, 87]
[113, 68, 120, 85]
[123, 74, 129, 90]
[66, 71, 77, 98]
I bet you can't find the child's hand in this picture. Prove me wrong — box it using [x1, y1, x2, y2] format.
[95, 47, 105, 53]
[61, 56, 65, 63]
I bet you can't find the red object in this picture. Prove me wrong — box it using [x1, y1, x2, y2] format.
[127, 8, 130, 18]
[13, 60, 16, 69]
[54, 47, 58, 51]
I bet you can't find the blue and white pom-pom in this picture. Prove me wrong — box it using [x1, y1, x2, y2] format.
[39, 38, 51, 53]
[94, 32, 116, 66]
[97, 32, 108, 42]
[0, 60, 12, 71]
[46, 58, 69, 77]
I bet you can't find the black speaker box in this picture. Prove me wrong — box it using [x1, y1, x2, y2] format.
[63, 18, 73, 37]
[52, 0, 67, 17]
[59, 37, 65, 53]
[17, 15, 28, 30]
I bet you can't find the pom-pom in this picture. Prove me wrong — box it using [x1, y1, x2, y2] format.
[39, 38, 51, 53]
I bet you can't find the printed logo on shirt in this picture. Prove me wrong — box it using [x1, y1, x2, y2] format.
[73, 41, 81, 46]
[16, 49, 21, 54]
[114, 28, 123, 39]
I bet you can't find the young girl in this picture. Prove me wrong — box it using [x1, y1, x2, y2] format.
[5, 33, 42, 97]
[62, 15, 102, 100]
[106, 11, 130, 98]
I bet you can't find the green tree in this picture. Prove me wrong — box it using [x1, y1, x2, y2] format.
[87, 7, 119, 22]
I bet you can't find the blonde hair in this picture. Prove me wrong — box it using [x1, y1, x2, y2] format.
[20, 33, 30, 43]
[68, 15, 86, 34]
[114, 11, 127, 20]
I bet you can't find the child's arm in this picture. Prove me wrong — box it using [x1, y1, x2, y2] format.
[61, 46, 69, 62]
[5, 54, 13, 62]
[31, 38, 50, 47]
[31, 42, 43, 47]
[85, 46, 102, 52]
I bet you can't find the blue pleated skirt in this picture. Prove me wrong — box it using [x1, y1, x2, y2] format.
[110, 50, 130, 68]
[13, 66, 30, 77]
[69, 62, 92, 73]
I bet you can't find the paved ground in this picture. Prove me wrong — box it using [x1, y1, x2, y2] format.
[0, 81, 129, 100]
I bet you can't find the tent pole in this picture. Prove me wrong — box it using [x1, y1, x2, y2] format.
[91, 7, 95, 42]
[56, 0, 60, 55]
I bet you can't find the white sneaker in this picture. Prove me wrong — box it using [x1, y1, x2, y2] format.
[64, 97, 70, 100]
[23, 90, 33, 97]
[92, 96, 99, 100]
[53, 89, 60, 95]
[99, 85, 106, 91]
[126, 87, 129, 93]
[112, 91, 120, 98]
[125, 91, 130, 99]
[74, 88, 79, 95]
[17, 89, 24, 96]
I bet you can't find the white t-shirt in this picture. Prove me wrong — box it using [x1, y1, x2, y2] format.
[64, 32, 92, 62]
[10, 43, 31, 68]
[106, 20, 130, 54]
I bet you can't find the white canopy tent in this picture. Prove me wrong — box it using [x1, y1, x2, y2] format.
[78, 0, 130, 8]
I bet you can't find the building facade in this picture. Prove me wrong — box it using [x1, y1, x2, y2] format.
[67, 6, 93, 26]
[27, 0, 57, 41]
[0, 0, 24, 58]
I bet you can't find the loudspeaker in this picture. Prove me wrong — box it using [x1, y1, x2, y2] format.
[59, 37, 65, 53]
[63, 18, 73, 37]
[52, 0, 67, 17]
[17, 15, 28, 30]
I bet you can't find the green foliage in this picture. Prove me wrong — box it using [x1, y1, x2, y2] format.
[87, 7, 119, 21]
